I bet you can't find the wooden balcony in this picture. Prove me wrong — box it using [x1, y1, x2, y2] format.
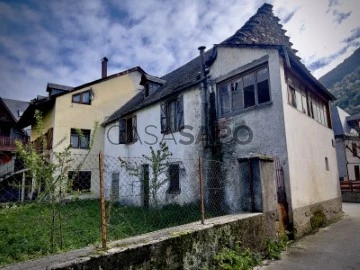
[0, 136, 28, 152]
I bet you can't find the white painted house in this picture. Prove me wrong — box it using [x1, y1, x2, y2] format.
[103, 3, 342, 237]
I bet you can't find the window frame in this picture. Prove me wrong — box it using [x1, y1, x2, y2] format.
[217, 64, 271, 117]
[168, 163, 180, 194]
[119, 115, 137, 144]
[160, 96, 184, 134]
[72, 90, 92, 105]
[286, 69, 331, 128]
[70, 128, 91, 149]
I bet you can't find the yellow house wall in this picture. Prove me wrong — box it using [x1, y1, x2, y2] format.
[30, 107, 55, 142]
[52, 71, 143, 154]
[35, 71, 143, 195]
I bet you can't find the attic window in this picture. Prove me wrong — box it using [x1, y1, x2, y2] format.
[18, 110, 23, 117]
[72, 90, 91, 105]
[144, 82, 160, 98]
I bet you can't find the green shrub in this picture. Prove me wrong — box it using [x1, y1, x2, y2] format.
[214, 242, 262, 270]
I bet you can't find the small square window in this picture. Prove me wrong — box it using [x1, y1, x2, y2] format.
[68, 171, 91, 191]
[70, 129, 90, 149]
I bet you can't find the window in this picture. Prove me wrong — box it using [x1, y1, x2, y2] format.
[218, 65, 270, 116]
[355, 165, 360, 180]
[352, 143, 358, 157]
[168, 164, 180, 193]
[70, 129, 90, 149]
[72, 90, 91, 105]
[119, 115, 137, 144]
[68, 171, 91, 191]
[160, 96, 184, 133]
[287, 71, 331, 128]
[325, 157, 329, 171]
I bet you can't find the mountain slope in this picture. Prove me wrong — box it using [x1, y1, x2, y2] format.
[319, 48, 360, 115]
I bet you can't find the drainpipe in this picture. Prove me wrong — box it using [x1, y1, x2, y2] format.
[198, 46, 208, 149]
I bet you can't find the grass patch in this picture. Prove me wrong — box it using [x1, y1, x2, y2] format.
[0, 200, 203, 266]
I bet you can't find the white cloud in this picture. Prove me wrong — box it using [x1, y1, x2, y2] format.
[0, 0, 359, 102]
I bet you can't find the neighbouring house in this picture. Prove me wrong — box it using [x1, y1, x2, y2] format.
[331, 106, 360, 181]
[17, 59, 151, 197]
[104, 3, 342, 237]
[0, 97, 29, 201]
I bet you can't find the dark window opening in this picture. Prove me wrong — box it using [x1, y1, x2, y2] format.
[70, 129, 90, 149]
[243, 73, 256, 108]
[352, 143, 358, 157]
[68, 171, 91, 191]
[168, 164, 180, 193]
[218, 65, 270, 115]
[160, 96, 184, 134]
[325, 157, 329, 171]
[119, 115, 137, 144]
[355, 165, 360, 180]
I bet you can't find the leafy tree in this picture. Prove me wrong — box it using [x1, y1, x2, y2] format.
[16, 110, 98, 251]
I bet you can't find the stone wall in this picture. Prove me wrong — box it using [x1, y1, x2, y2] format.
[4, 213, 275, 270]
[292, 197, 343, 237]
[342, 191, 360, 203]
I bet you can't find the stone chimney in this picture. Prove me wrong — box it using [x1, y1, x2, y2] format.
[102, 57, 108, 78]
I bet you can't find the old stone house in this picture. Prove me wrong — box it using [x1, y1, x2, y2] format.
[103, 3, 342, 237]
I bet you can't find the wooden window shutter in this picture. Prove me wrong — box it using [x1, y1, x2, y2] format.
[119, 119, 126, 144]
[132, 115, 137, 141]
[160, 103, 167, 133]
[177, 96, 184, 129]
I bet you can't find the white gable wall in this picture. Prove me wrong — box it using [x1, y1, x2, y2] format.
[104, 87, 202, 206]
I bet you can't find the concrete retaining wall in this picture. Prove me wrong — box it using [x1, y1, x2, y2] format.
[342, 191, 360, 203]
[292, 197, 343, 237]
[4, 213, 275, 270]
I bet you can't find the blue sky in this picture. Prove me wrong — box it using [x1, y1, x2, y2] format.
[0, 0, 359, 101]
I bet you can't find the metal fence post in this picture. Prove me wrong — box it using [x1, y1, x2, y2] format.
[99, 151, 107, 249]
[199, 157, 205, 225]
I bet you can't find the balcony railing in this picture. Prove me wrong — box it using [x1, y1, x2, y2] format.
[0, 136, 28, 151]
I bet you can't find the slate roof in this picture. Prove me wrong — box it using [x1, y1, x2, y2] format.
[331, 106, 345, 136]
[104, 3, 332, 125]
[0, 97, 29, 122]
[46, 83, 74, 92]
[103, 49, 215, 125]
[221, 3, 296, 53]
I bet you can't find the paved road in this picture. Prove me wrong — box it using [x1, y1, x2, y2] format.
[259, 203, 360, 270]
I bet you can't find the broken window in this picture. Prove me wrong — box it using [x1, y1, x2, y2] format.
[160, 96, 184, 133]
[256, 68, 270, 104]
[119, 115, 137, 144]
[243, 73, 256, 108]
[218, 64, 270, 116]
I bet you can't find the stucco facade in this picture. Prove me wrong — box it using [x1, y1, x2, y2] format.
[26, 69, 144, 196]
[104, 87, 202, 206]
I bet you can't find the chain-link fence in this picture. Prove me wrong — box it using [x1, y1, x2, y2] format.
[0, 150, 228, 266]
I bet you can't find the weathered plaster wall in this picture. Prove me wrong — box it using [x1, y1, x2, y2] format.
[279, 61, 341, 210]
[210, 47, 288, 213]
[5, 213, 274, 270]
[104, 87, 203, 206]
